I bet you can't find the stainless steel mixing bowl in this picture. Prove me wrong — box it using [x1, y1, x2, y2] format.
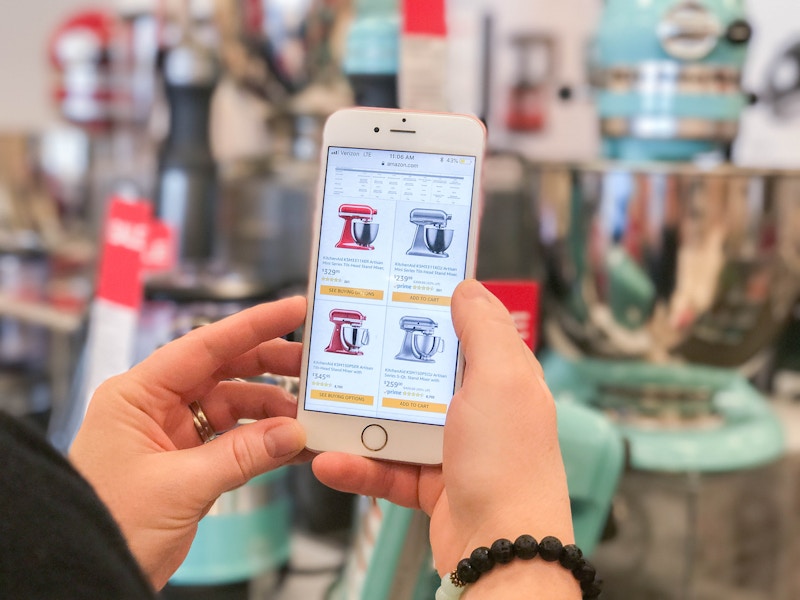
[424, 226, 454, 255]
[413, 333, 444, 360]
[352, 221, 379, 247]
[341, 325, 369, 351]
[535, 161, 800, 368]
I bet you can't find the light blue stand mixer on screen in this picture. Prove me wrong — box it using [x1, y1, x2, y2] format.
[592, 0, 752, 161]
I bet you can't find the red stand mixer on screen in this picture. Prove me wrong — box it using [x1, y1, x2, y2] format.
[325, 309, 370, 355]
[336, 204, 379, 250]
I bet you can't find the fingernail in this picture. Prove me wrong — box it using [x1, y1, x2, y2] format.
[264, 423, 304, 458]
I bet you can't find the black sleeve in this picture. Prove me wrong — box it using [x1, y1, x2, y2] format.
[0, 411, 156, 599]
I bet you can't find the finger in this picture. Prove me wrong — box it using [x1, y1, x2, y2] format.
[212, 338, 303, 380]
[451, 280, 532, 382]
[173, 381, 299, 447]
[132, 297, 306, 397]
[312, 453, 429, 510]
[180, 417, 307, 496]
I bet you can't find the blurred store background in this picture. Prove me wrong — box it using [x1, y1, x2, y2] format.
[2, 0, 800, 599]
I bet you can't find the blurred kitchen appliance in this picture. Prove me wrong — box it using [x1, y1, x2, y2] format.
[405, 208, 452, 258]
[215, 0, 346, 105]
[535, 159, 797, 599]
[476, 152, 540, 280]
[594, 462, 793, 600]
[467, 0, 600, 162]
[164, 468, 291, 598]
[154, 15, 220, 263]
[49, 10, 117, 130]
[506, 33, 555, 132]
[764, 40, 800, 120]
[394, 316, 443, 363]
[336, 203, 379, 250]
[734, 2, 800, 169]
[328, 497, 435, 600]
[325, 309, 369, 355]
[217, 155, 316, 291]
[531, 4, 797, 598]
[536, 162, 800, 369]
[343, 0, 400, 108]
[544, 354, 788, 600]
[592, 0, 752, 161]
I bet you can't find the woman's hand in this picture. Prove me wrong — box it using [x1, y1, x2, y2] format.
[70, 297, 311, 590]
[312, 280, 574, 576]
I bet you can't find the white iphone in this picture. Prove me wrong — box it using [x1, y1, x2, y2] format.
[296, 108, 486, 464]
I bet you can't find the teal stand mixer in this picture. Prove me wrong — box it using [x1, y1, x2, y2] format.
[536, 0, 800, 600]
[547, 0, 790, 471]
[592, 0, 752, 161]
[535, 1, 799, 597]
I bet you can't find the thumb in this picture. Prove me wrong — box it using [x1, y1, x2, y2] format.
[180, 417, 306, 498]
[451, 280, 528, 378]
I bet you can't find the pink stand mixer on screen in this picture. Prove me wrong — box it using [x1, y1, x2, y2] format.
[335, 204, 379, 250]
[325, 309, 370, 355]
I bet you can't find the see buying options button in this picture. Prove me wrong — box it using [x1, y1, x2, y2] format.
[311, 389, 375, 406]
[320, 285, 385, 300]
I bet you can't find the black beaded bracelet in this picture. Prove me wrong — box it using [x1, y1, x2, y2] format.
[441, 535, 601, 599]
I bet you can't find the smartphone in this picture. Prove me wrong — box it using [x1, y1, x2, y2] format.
[296, 108, 486, 464]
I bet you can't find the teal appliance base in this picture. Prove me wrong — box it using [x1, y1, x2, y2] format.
[601, 137, 722, 163]
[169, 470, 292, 587]
[542, 352, 785, 473]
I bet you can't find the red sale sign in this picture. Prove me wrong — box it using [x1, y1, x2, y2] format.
[141, 219, 176, 273]
[96, 197, 151, 310]
[482, 280, 541, 351]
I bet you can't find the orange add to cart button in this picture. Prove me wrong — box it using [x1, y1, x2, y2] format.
[311, 389, 375, 406]
[382, 397, 447, 413]
[320, 285, 384, 300]
[391, 292, 451, 306]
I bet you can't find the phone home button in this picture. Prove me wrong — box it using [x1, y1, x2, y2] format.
[361, 424, 388, 452]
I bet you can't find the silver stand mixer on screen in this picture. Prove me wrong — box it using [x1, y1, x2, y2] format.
[533, 1, 800, 598]
[395, 316, 445, 363]
[406, 208, 453, 257]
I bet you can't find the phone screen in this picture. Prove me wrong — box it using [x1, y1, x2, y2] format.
[303, 146, 478, 426]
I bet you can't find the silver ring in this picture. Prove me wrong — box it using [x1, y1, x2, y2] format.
[189, 401, 217, 443]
